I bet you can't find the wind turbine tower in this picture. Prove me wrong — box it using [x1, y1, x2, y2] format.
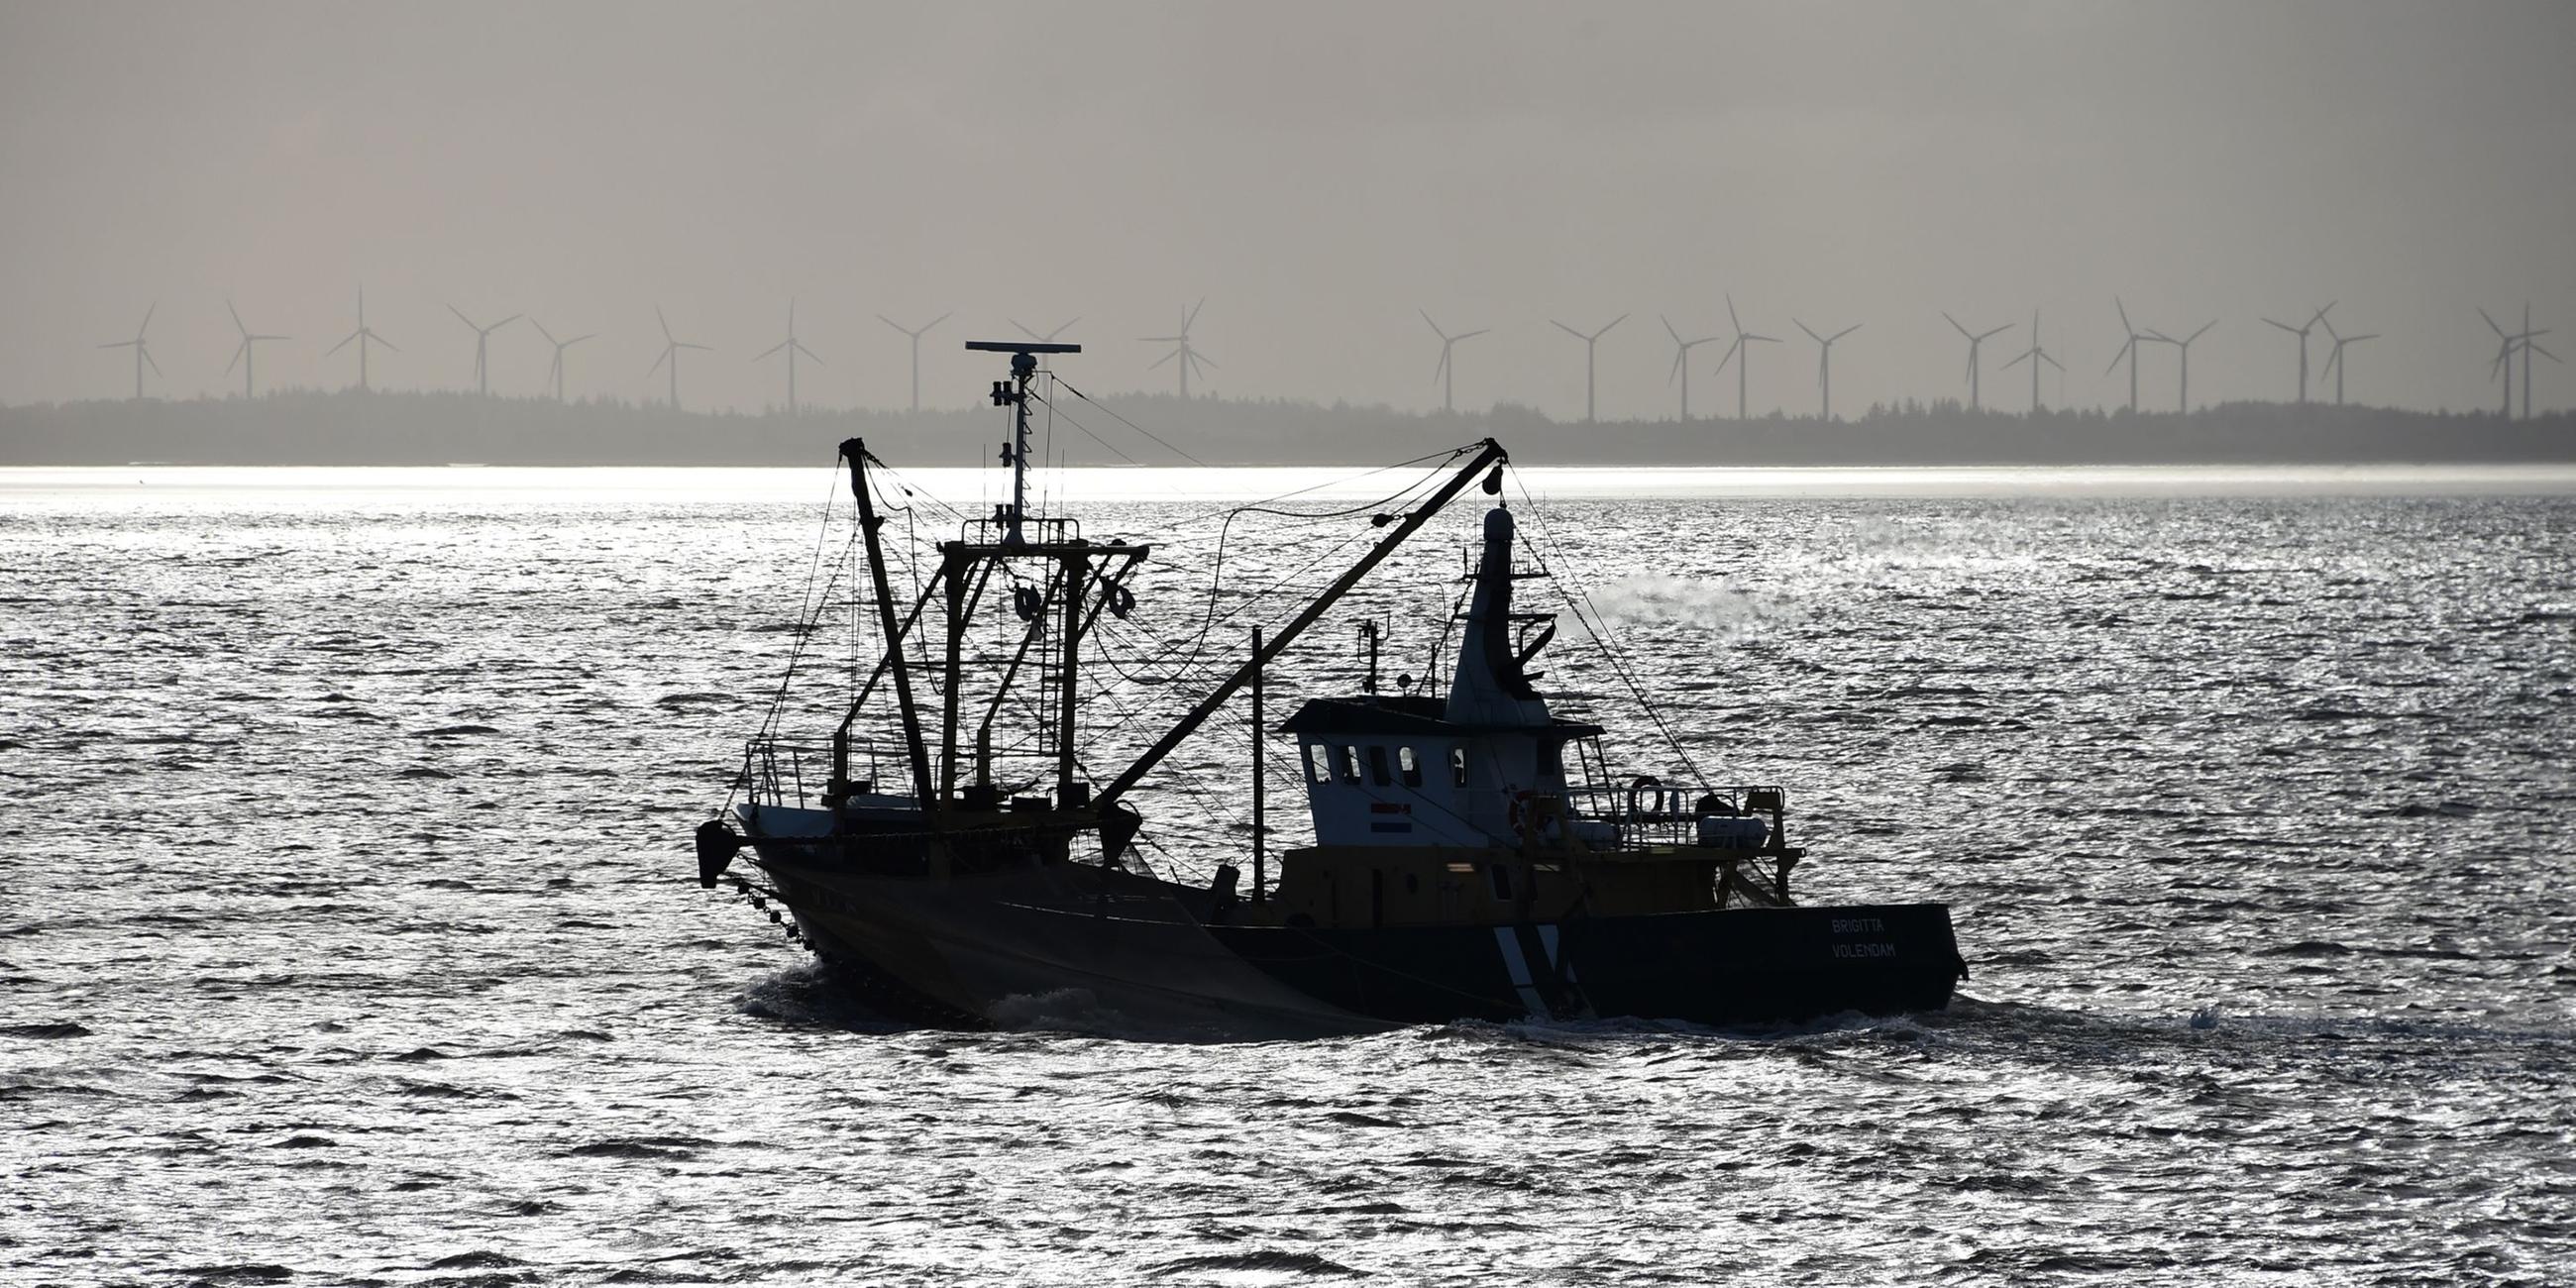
[2317, 318, 2377, 406]
[648, 306, 711, 409]
[97, 303, 160, 399]
[325, 287, 396, 391]
[1552, 314, 1627, 423]
[1140, 300, 1214, 400]
[529, 319, 595, 403]
[2147, 320, 2218, 412]
[2104, 298, 2153, 412]
[878, 311, 951, 413]
[1792, 318, 1861, 421]
[1943, 312, 2012, 411]
[449, 305, 522, 396]
[2261, 303, 2333, 403]
[1712, 296, 1777, 421]
[1999, 311, 2063, 413]
[223, 299, 288, 399]
[1661, 315, 1720, 422]
[756, 300, 824, 414]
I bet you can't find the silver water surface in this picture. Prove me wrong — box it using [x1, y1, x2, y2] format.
[4, 467, 2573, 1287]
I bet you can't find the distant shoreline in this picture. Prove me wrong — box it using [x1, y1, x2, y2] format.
[4, 388, 2568, 469]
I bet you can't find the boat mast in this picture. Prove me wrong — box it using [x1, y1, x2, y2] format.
[1094, 439, 1507, 813]
[840, 439, 939, 813]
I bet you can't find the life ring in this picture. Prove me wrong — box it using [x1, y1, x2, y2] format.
[1013, 586, 1043, 622]
[1504, 788, 1535, 832]
[1628, 775, 1664, 818]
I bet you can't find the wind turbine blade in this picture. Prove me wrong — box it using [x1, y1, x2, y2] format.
[1944, 312, 1971, 339]
[531, 319, 558, 346]
[327, 332, 359, 357]
[1137, 336, 1183, 344]
[1455, 329, 1488, 342]
[226, 339, 247, 376]
[2530, 342, 2565, 366]
[1550, 320, 1584, 340]
[142, 348, 161, 376]
[1663, 314, 1686, 345]
[2115, 297, 2131, 332]
[1596, 314, 1626, 340]
[1795, 319, 1822, 343]
[1056, 317, 1080, 338]
[2002, 351, 2030, 371]
[2263, 318, 2297, 334]
[1184, 297, 1206, 331]
[1832, 324, 1862, 343]
[2146, 330, 2176, 344]
[681, 343, 712, 352]
[879, 314, 907, 335]
[2041, 353, 2064, 372]
[99, 340, 131, 350]
[449, 303, 477, 329]
[2348, 334, 2379, 344]
[1978, 325, 2011, 343]
[657, 306, 673, 343]
[1715, 337, 1741, 372]
[1726, 294, 1741, 332]
[2321, 348, 2340, 377]
[2311, 302, 2335, 328]
[2480, 307, 2507, 338]
[2187, 321, 2215, 344]
[492, 314, 521, 331]
[1434, 347, 1449, 383]
[375, 333, 399, 353]
[1421, 308, 1444, 340]
[1747, 334, 1780, 344]
[1192, 351, 1217, 370]
[1147, 349, 1177, 372]
[1668, 348, 1685, 382]
[2104, 340, 2131, 376]
[227, 298, 248, 336]
[1013, 319, 1040, 340]
[755, 340, 790, 361]
[648, 347, 670, 377]
[139, 301, 157, 336]
[795, 341, 822, 364]
[927, 312, 952, 331]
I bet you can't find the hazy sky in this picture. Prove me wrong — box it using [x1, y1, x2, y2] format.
[3, 1, 2571, 419]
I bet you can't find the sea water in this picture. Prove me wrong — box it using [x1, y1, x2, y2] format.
[3, 463, 2571, 1285]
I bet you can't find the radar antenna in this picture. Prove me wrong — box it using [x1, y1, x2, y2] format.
[965, 339, 1080, 545]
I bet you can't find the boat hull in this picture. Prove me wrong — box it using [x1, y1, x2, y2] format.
[756, 847, 1962, 1034]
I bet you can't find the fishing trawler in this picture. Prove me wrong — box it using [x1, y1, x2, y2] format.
[692, 339, 1967, 1036]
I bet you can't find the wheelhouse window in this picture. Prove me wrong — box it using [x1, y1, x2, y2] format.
[1365, 745, 1392, 787]
[1449, 745, 1469, 788]
[1397, 746, 1423, 789]
[1338, 745, 1364, 785]
[1307, 744, 1333, 785]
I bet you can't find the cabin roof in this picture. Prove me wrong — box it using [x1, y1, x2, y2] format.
[1278, 696, 1602, 738]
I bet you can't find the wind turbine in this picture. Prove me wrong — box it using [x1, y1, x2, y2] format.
[1551, 314, 1627, 423]
[1424, 310, 1490, 415]
[755, 300, 823, 414]
[1711, 296, 1776, 421]
[1661, 315, 1720, 422]
[1013, 317, 1081, 344]
[2317, 318, 2377, 406]
[529, 319, 594, 403]
[2104, 297, 2153, 412]
[647, 305, 710, 409]
[222, 299, 288, 399]
[1792, 318, 1860, 421]
[449, 305, 522, 396]
[2146, 320, 2217, 412]
[1140, 299, 1214, 400]
[1943, 312, 2012, 411]
[97, 303, 160, 399]
[2260, 303, 2333, 404]
[1999, 311, 2063, 413]
[878, 311, 951, 413]
[325, 287, 396, 391]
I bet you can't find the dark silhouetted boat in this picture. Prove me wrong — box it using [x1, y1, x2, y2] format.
[693, 339, 1967, 1036]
